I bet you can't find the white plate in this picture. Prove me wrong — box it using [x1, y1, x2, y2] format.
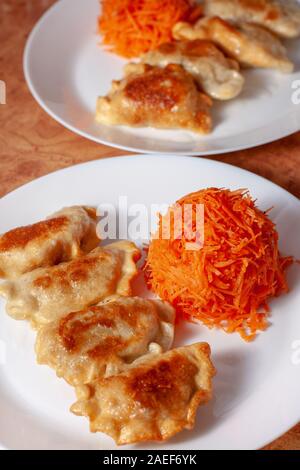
[23, 0, 300, 155]
[0, 155, 300, 450]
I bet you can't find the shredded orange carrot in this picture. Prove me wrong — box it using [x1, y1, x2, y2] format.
[145, 188, 293, 341]
[98, 0, 194, 58]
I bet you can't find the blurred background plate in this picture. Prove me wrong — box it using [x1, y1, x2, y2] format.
[24, 0, 300, 155]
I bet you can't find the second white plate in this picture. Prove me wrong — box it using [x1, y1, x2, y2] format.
[24, 0, 300, 155]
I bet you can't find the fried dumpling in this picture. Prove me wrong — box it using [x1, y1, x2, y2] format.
[71, 343, 215, 445]
[0, 241, 140, 327]
[142, 40, 244, 100]
[96, 63, 212, 134]
[173, 17, 294, 73]
[35, 296, 175, 386]
[203, 0, 300, 38]
[0, 206, 99, 280]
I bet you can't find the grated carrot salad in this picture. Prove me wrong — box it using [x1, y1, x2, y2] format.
[98, 0, 195, 58]
[145, 188, 293, 341]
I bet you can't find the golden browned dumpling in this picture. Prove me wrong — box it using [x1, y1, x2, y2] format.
[203, 0, 300, 38]
[0, 206, 99, 280]
[142, 40, 244, 100]
[96, 64, 212, 134]
[173, 17, 294, 73]
[0, 241, 140, 327]
[71, 343, 215, 445]
[35, 296, 175, 386]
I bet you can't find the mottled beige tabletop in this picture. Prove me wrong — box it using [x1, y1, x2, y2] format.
[0, 0, 299, 450]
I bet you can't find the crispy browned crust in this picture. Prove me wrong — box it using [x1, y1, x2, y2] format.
[33, 252, 103, 289]
[35, 296, 175, 386]
[71, 342, 216, 445]
[124, 64, 189, 111]
[58, 308, 116, 352]
[0, 206, 99, 280]
[203, 0, 300, 38]
[0, 241, 141, 325]
[96, 64, 212, 134]
[0, 217, 68, 251]
[173, 16, 294, 72]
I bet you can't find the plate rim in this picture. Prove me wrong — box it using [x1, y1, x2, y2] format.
[1, 153, 300, 206]
[23, 0, 300, 156]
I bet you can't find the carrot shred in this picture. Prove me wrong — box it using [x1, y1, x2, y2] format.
[144, 188, 293, 342]
[186, 4, 204, 23]
[98, 0, 194, 58]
